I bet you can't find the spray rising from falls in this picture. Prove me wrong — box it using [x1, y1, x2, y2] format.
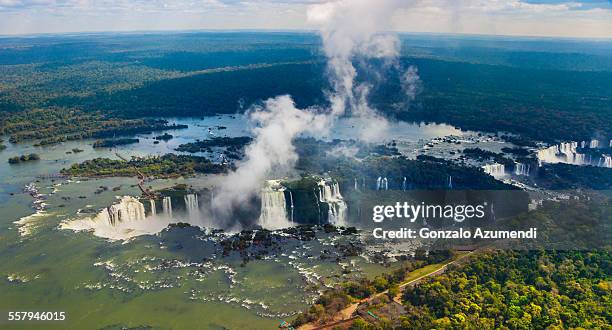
[212, 0, 421, 228]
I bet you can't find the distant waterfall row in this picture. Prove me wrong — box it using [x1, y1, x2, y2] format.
[514, 163, 531, 176]
[537, 140, 612, 168]
[357, 175, 454, 190]
[376, 177, 389, 191]
[482, 162, 531, 177]
[144, 194, 201, 219]
[482, 164, 506, 178]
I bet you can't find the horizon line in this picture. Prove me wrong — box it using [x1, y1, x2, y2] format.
[1, 28, 611, 42]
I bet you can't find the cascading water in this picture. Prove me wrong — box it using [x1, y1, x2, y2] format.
[402, 177, 407, 191]
[448, 176, 453, 189]
[376, 177, 382, 191]
[184, 194, 199, 215]
[318, 179, 347, 227]
[149, 200, 156, 216]
[382, 177, 388, 191]
[482, 163, 505, 178]
[100, 196, 146, 226]
[599, 155, 612, 168]
[514, 162, 530, 176]
[162, 196, 172, 217]
[537, 141, 612, 167]
[259, 180, 291, 230]
[537, 142, 586, 166]
[289, 191, 294, 223]
[354, 178, 359, 191]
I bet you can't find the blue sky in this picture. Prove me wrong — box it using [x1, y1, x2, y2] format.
[0, 0, 611, 37]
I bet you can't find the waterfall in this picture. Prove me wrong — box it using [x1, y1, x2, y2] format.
[149, 200, 156, 216]
[376, 177, 382, 191]
[537, 141, 611, 167]
[448, 176, 453, 189]
[162, 196, 172, 217]
[482, 163, 505, 178]
[402, 177, 407, 191]
[609, 139, 612, 148]
[289, 191, 294, 224]
[184, 194, 199, 215]
[259, 180, 290, 230]
[514, 162, 530, 176]
[98, 196, 146, 226]
[581, 141, 586, 148]
[354, 178, 359, 191]
[382, 177, 388, 191]
[537, 142, 586, 166]
[601, 155, 612, 168]
[318, 179, 347, 226]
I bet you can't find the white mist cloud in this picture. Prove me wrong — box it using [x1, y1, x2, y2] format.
[211, 95, 328, 224]
[212, 0, 418, 226]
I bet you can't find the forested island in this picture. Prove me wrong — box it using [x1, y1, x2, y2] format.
[93, 138, 140, 148]
[60, 154, 227, 178]
[8, 153, 40, 164]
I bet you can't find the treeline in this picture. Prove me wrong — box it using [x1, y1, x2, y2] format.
[60, 154, 226, 178]
[400, 250, 611, 329]
[0, 108, 187, 145]
[46, 57, 612, 143]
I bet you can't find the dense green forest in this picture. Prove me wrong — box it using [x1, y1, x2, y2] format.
[1, 33, 610, 143]
[293, 249, 611, 329]
[400, 250, 611, 329]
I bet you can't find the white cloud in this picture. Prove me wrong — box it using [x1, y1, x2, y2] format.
[0, 0, 610, 37]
